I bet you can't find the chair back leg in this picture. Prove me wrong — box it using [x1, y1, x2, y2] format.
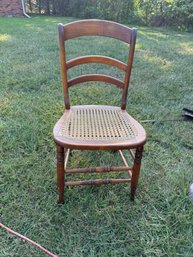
[57, 145, 65, 204]
[130, 146, 144, 201]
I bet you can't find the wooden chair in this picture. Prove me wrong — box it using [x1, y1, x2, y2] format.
[53, 19, 147, 203]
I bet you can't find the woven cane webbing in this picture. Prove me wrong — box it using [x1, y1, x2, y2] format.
[59, 107, 137, 141]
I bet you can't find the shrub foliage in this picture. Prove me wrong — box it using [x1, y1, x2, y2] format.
[26, 0, 193, 30]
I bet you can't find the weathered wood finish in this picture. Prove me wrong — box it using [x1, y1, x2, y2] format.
[118, 150, 132, 177]
[64, 149, 70, 169]
[128, 149, 135, 160]
[55, 20, 146, 203]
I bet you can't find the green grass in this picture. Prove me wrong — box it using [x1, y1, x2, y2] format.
[1, 16, 193, 257]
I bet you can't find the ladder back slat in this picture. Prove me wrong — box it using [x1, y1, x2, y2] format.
[66, 55, 127, 71]
[68, 74, 125, 89]
[61, 20, 131, 44]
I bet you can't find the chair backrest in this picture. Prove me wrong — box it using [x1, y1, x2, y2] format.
[58, 19, 137, 110]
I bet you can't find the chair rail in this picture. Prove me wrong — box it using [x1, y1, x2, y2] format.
[65, 178, 131, 186]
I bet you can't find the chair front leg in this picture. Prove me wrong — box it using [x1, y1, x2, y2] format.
[131, 146, 143, 201]
[56, 145, 65, 204]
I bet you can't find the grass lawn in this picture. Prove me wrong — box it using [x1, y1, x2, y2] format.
[0, 16, 193, 257]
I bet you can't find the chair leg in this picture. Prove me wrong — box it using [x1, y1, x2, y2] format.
[130, 146, 143, 201]
[56, 145, 65, 204]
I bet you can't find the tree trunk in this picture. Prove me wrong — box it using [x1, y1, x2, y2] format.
[46, 0, 50, 15]
[52, 0, 56, 15]
[29, 0, 32, 13]
[39, 0, 41, 14]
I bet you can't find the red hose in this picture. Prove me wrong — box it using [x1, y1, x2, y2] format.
[0, 223, 58, 257]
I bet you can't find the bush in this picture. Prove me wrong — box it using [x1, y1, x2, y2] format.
[26, 0, 193, 31]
